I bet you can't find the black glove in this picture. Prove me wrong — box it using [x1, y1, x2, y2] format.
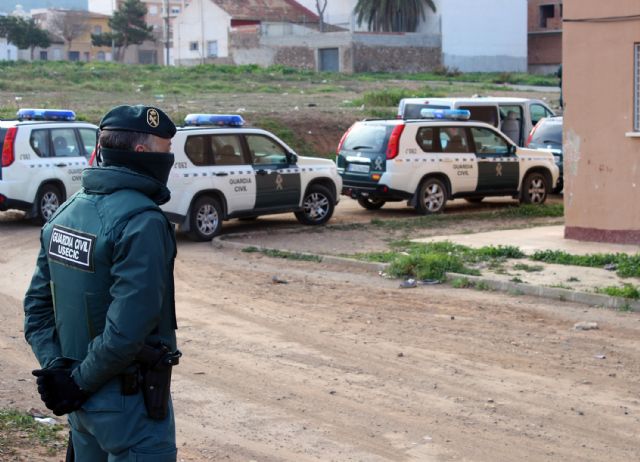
[32, 368, 89, 416]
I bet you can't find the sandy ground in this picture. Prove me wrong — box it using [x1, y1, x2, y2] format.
[1, 200, 639, 462]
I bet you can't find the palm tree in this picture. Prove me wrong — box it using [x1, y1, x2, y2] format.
[354, 0, 437, 33]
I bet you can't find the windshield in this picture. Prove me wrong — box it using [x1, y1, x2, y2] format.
[529, 120, 562, 148]
[341, 123, 395, 154]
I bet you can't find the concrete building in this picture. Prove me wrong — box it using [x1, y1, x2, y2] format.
[528, 0, 562, 74]
[31, 9, 112, 62]
[563, 0, 640, 244]
[296, 0, 527, 72]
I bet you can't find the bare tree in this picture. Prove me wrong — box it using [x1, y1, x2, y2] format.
[49, 10, 90, 55]
[316, 0, 328, 32]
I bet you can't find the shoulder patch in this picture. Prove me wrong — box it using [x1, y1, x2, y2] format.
[48, 225, 96, 272]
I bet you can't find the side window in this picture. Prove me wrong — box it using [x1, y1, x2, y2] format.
[530, 104, 549, 127]
[184, 135, 211, 166]
[470, 127, 511, 155]
[416, 127, 437, 152]
[30, 129, 51, 158]
[440, 126, 470, 153]
[246, 135, 288, 165]
[51, 128, 80, 157]
[210, 135, 246, 166]
[78, 128, 97, 158]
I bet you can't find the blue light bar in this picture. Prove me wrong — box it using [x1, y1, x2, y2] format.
[184, 114, 245, 127]
[17, 108, 76, 121]
[419, 109, 471, 121]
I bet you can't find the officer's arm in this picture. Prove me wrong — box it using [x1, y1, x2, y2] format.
[24, 234, 63, 368]
[73, 211, 172, 392]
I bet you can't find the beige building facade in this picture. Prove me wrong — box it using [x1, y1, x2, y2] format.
[563, 0, 640, 244]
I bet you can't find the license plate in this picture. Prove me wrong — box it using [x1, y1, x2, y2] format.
[347, 163, 370, 173]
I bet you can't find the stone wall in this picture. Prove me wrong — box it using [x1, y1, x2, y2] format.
[273, 47, 316, 70]
[352, 44, 441, 73]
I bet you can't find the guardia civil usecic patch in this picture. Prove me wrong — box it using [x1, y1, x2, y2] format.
[48, 225, 96, 271]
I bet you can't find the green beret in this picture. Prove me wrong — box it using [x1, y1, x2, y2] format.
[99, 105, 176, 139]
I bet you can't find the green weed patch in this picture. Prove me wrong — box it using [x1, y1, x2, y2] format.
[531, 250, 640, 278]
[595, 284, 640, 299]
[0, 409, 66, 457]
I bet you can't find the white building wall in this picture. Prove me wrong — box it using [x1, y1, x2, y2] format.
[0, 38, 18, 61]
[173, 0, 229, 64]
[440, 0, 527, 72]
[88, 0, 116, 15]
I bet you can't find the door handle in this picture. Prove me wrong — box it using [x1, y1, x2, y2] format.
[215, 172, 228, 176]
[256, 169, 268, 175]
[55, 163, 68, 167]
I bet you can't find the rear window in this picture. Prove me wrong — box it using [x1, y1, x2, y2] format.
[403, 104, 449, 119]
[342, 123, 395, 154]
[529, 119, 562, 148]
[459, 106, 499, 127]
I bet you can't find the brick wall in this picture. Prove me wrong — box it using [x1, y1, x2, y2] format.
[528, 33, 562, 65]
[273, 47, 316, 70]
[528, 0, 563, 32]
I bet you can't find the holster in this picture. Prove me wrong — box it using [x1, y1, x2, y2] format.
[135, 344, 181, 420]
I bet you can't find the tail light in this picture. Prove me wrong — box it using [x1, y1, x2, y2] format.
[386, 124, 405, 160]
[336, 124, 355, 154]
[1, 126, 17, 167]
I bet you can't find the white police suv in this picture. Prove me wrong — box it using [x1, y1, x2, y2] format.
[337, 109, 559, 213]
[162, 114, 341, 241]
[0, 109, 98, 223]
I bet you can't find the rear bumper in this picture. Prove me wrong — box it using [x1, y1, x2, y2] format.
[341, 183, 412, 201]
[0, 194, 32, 212]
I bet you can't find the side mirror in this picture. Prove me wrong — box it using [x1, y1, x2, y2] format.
[287, 152, 298, 164]
[509, 144, 517, 155]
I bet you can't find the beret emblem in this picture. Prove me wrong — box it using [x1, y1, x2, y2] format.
[147, 108, 160, 128]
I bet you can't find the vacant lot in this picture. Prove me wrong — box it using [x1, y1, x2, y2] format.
[1, 197, 639, 462]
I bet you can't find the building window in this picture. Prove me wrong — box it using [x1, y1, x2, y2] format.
[68, 51, 80, 61]
[189, 41, 199, 51]
[97, 51, 105, 61]
[207, 40, 218, 58]
[40, 50, 47, 60]
[149, 5, 158, 15]
[93, 25, 102, 35]
[539, 4, 555, 28]
[171, 7, 180, 14]
[635, 43, 640, 131]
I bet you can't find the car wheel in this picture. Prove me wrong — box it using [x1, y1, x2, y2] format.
[415, 178, 447, 214]
[34, 184, 62, 224]
[464, 197, 484, 204]
[187, 196, 223, 241]
[520, 172, 548, 204]
[552, 177, 564, 194]
[295, 184, 334, 225]
[357, 197, 386, 210]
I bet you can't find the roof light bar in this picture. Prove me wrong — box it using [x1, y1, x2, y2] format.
[184, 114, 245, 127]
[17, 109, 76, 121]
[419, 109, 471, 121]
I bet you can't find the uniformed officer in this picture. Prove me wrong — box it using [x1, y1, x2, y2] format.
[24, 105, 180, 461]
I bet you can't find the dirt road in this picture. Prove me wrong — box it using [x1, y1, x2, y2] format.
[1, 206, 638, 462]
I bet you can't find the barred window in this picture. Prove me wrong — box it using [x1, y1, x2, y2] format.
[635, 43, 640, 131]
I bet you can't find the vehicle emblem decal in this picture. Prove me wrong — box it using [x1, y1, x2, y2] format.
[275, 173, 284, 190]
[147, 108, 160, 128]
[496, 163, 503, 177]
[374, 157, 383, 170]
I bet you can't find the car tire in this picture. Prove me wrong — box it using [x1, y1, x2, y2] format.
[295, 184, 334, 225]
[34, 184, 63, 224]
[464, 197, 484, 204]
[552, 177, 564, 194]
[187, 196, 223, 241]
[415, 177, 447, 214]
[520, 172, 549, 204]
[357, 197, 386, 210]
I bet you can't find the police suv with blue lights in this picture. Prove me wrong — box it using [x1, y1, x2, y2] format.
[162, 114, 342, 241]
[337, 109, 559, 213]
[0, 109, 98, 222]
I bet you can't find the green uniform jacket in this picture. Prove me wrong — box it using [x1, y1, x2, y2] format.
[24, 166, 177, 393]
